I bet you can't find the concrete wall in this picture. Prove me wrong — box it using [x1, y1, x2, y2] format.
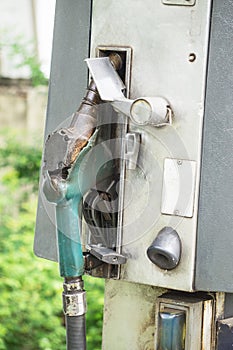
[0, 80, 48, 135]
[0, 0, 35, 79]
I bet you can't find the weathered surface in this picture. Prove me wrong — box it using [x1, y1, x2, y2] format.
[102, 279, 165, 350]
[0, 82, 47, 133]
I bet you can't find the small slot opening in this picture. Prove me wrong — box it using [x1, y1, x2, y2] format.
[96, 46, 132, 97]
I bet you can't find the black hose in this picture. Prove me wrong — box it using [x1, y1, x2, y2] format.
[66, 314, 86, 350]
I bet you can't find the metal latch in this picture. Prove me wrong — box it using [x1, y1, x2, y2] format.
[88, 245, 127, 265]
[86, 57, 173, 127]
[125, 133, 141, 170]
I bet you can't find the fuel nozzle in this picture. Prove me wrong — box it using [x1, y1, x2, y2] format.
[42, 53, 123, 350]
[43, 53, 122, 180]
[43, 80, 100, 183]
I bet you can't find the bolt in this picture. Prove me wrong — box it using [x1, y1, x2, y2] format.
[189, 53, 196, 63]
[109, 52, 122, 71]
[177, 160, 183, 165]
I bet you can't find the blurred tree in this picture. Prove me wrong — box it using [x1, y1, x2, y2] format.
[0, 130, 104, 350]
[0, 36, 48, 86]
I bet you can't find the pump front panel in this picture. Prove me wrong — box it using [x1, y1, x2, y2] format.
[35, 0, 233, 293]
[87, 0, 211, 291]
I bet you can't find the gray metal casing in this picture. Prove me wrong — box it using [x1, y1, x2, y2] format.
[34, 0, 92, 261]
[90, 0, 211, 292]
[35, 0, 233, 293]
[195, 0, 233, 291]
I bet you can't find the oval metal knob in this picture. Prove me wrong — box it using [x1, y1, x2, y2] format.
[147, 227, 182, 270]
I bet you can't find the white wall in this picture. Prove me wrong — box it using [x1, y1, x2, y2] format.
[34, 0, 56, 77]
[0, 0, 56, 79]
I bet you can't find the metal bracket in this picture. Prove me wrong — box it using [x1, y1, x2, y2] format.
[88, 245, 127, 265]
[84, 252, 104, 271]
[162, 0, 196, 6]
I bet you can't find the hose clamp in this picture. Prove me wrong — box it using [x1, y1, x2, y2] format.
[63, 290, 87, 316]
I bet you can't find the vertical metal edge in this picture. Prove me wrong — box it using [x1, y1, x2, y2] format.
[183, 301, 202, 350]
[34, 0, 59, 261]
[116, 113, 128, 279]
[115, 46, 132, 277]
[193, 0, 213, 290]
[88, 0, 93, 57]
[34, 0, 93, 261]
[195, 0, 233, 292]
[202, 298, 215, 349]
[215, 293, 226, 321]
[207, 292, 226, 349]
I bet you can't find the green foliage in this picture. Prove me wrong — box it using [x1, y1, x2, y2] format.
[0, 35, 48, 86]
[0, 130, 104, 350]
[0, 131, 42, 189]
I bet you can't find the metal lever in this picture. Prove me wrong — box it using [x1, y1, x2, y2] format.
[86, 57, 126, 101]
[88, 245, 127, 265]
[86, 57, 173, 127]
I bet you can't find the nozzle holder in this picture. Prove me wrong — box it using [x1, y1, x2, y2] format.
[130, 97, 170, 126]
[147, 227, 181, 270]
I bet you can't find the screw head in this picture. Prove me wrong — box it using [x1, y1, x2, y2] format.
[189, 53, 196, 62]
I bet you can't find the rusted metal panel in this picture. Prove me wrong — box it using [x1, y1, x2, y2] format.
[102, 280, 165, 350]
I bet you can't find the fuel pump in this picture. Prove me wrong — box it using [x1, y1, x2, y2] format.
[35, 0, 233, 349]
